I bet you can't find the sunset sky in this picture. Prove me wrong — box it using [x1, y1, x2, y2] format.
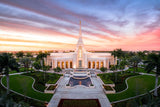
[0, 0, 160, 51]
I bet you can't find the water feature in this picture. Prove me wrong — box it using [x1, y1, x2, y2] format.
[68, 76, 92, 87]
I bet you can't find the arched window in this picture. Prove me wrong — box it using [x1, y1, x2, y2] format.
[70, 61, 72, 68]
[88, 61, 91, 68]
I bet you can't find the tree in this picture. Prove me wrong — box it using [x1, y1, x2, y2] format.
[26, 52, 33, 57]
[43, 65, 50, 82]
[33, 61, 41, 71]
[53, 67, 62, 72]
[112, 49, 124, 61]
[137, 51, 146, 60]
[112, 49, 125, 69]
[15, 51, 24, 58]
[36, 51, 49, 70]
[0, 53, 19, 94]
[126, 51, 136, 59]
[144, 53, 160, 96]
[100, 67, 107, 72]
[36, 51, 49, 82]
[130, 56, 141, 73]
[110, 65, 118, 82]
[20, 57, 31, 72]
[119, 60, 128, 71]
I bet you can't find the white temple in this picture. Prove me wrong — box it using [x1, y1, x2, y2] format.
[46, 21, 117, 69]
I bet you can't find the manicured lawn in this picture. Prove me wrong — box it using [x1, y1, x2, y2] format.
[97, 73, 114, 84]
[98, 72, 139, 92]
[0, 77, 46, 107]
[23, 72, 62, 92]
[107, 75, 160, 102]
[1, 75, 53, 102]
[58, 99, 101, 107]
[9, 70, 17, 74]
[127, 67, 155, 74]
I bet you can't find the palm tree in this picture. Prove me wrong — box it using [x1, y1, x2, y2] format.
[15, 51, 24, 58]
[137, 51, 146, 60]
[112, 49, 125, 69]
[26, 52, 33, 57]
[144, 53, 160, 96]
[130, 56, 141, 73]
[112, 49, 124, 62]
[119, 60, 128, 71]
[36, 51, 48, 81]
[0, 53, 19, 94]
[20, 57, 31, 72]
[110, 65, 118, 82]
[33, 61, 41, 71]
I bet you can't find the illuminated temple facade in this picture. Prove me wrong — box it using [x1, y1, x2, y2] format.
[46, 21, 117, 69]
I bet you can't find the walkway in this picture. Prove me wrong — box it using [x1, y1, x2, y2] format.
[48, 76, 111, 107]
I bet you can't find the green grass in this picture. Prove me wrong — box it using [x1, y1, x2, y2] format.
[23, 72, 62, 92]
[2, 75, 53, 102]
[127, 67, 155, 74]
[98, 72, 139, 92]
[0, 77, 46, 107]
[9, 70, 17, 74]
[97, 73, 114, 84]
[107, 75, 160, 102]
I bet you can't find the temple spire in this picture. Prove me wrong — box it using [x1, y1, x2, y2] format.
[79, 20, 82, 38]
[76, 20, 85, 52]
[77, 20, 83, 46]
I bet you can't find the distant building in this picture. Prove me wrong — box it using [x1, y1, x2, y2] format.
[46, 21, 117, 69]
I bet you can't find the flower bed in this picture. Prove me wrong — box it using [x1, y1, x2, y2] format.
[103, 84, 115, 94]
[44, 84, 58, 94]
[103, 85, 113, 91]
[46, 84, 57, 90]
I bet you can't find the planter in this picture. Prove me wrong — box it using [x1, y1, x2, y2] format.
[102, 84, 116, 94]
[104, 84, 115, 87]
[44, 84, 58, 94]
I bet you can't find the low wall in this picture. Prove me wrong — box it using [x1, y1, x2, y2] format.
[102, 84, 116, 94]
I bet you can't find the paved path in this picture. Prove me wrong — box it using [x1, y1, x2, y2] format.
[48, 77, 111, 107]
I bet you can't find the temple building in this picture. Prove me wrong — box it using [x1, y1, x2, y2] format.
[46, 21, 117, 69]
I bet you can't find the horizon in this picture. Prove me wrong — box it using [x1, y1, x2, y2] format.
[0, 0, 160, 51]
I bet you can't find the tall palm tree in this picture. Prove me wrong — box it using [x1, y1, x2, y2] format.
[110, 65, 118, 82]
[36, 51, 48, 69]
[119, 60, 128, 71]
[0, 53, 19, 94]
[112, 48, 125, 66]
[137, 51, 146, 60]
[26, 52, 33, 57]
[130, 56, 141, 73]
[144, 53, 160, 96]
[36, 51, 48, 81]
[20, 57, 31, 72]
[15, 51, 24, 58]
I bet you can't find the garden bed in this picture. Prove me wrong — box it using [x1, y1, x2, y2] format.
[45, 84, 58, 94]
[98, 72, 139, 92]
[103, 84, 115, 94]
[47, 85, 57, 90]
[58, 99, 101, 107]
[103, 85, 113, 91]
[23, 72, 62, 92]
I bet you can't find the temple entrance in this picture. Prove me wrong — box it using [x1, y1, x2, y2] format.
[78, 60, 82, 68]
